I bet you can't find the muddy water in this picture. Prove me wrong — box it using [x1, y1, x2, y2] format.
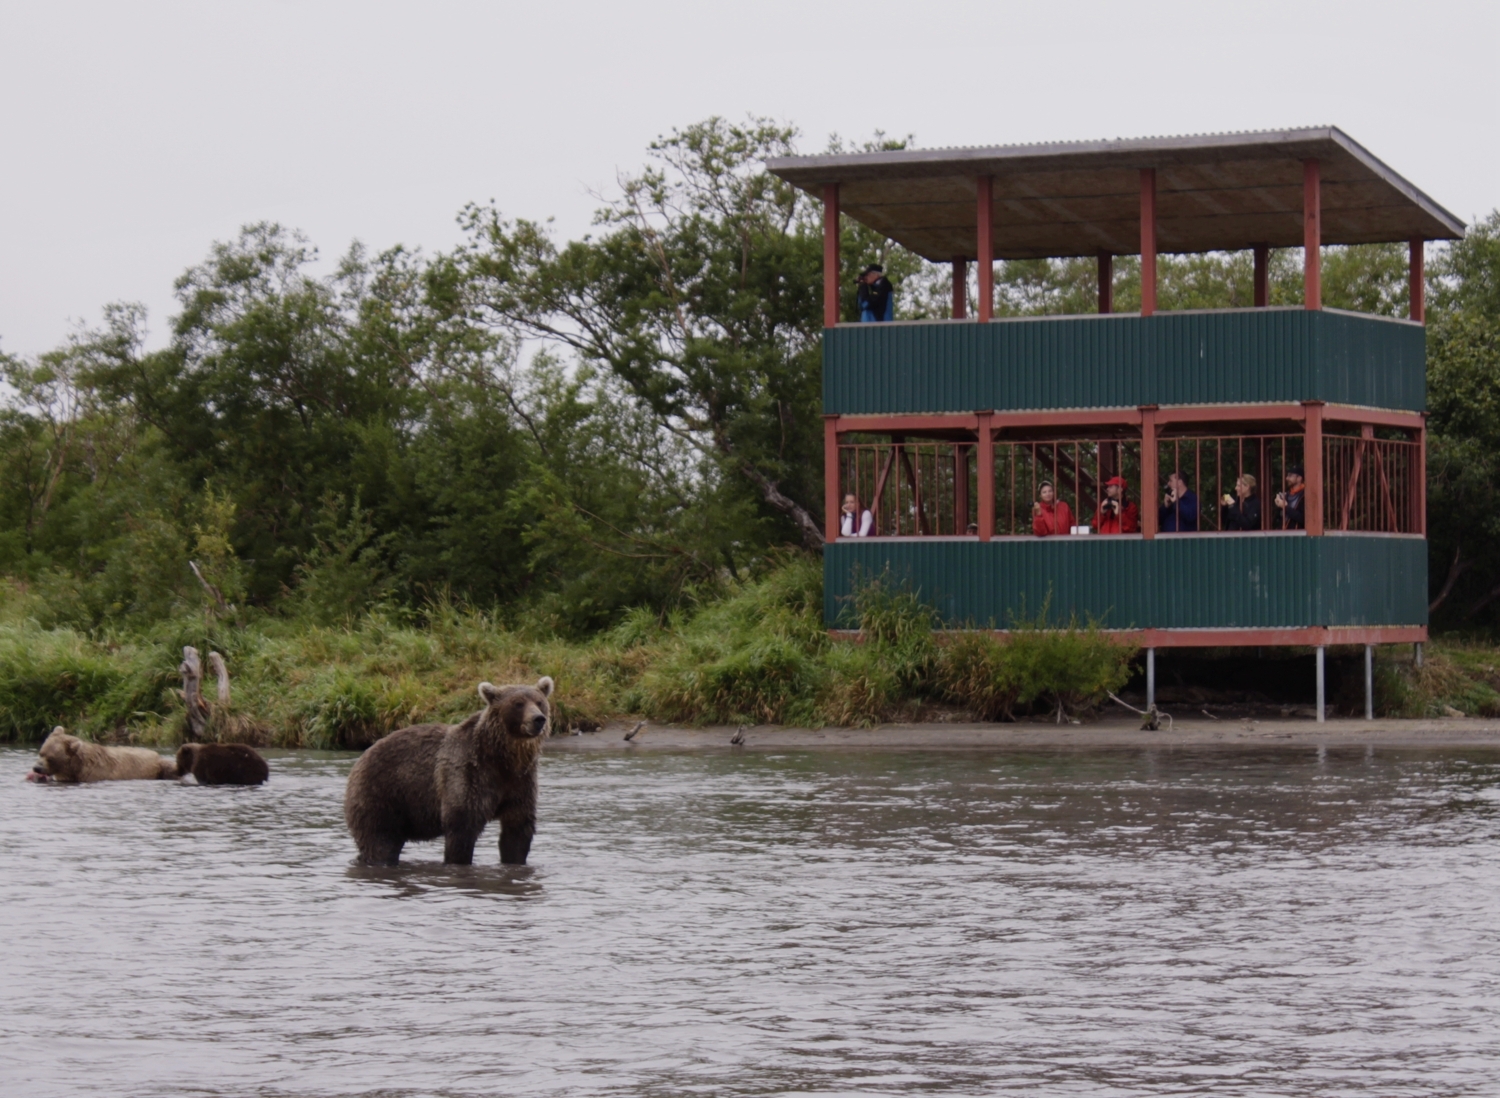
[2, 744, 1499, 1097]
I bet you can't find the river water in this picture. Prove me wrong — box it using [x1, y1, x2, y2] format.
[2, 743, 1499, 1097]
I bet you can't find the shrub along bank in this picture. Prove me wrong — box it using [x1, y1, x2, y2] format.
[0, 558, 1142, 746]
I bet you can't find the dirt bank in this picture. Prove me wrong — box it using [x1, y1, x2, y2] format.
[548, 716, 1500, 752]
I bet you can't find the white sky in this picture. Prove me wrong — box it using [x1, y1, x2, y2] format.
[2, 0, 1496, 357]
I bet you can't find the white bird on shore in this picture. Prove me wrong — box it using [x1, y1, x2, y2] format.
[623, 721, 646, 742]
[730, 725, 746, 746]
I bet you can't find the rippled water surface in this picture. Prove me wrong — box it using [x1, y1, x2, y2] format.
[3, 743, 1500, 1097]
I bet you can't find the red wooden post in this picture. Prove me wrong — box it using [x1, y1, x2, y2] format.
[1304, 400, 1324, 535]
[1140, 406, 1158, 538]
[1097, 251, 1113, 314]
[823, 183, 840, 328]
[977, 412, 994, 541]
[1409, 238, 1425, 323]
[1253, 244, 1269, 307]
[951, 257, 967, 319]
[824, 415, 840, 542]
[1416, 415, 1428, 535]
[1303, 159, 1321, 310]
[1139, 169, 1157, 317]
[977, 176, 994, 323]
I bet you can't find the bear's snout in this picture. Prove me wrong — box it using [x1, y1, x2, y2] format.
[525, 711, 548, 738]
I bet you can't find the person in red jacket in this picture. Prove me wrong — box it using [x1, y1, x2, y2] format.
[1093, 475, 1139, 534]
[1032, 480, 1074, 536]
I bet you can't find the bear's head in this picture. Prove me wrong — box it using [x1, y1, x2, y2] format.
[476, 677, 554, 740]
[37, 727, 84, 781]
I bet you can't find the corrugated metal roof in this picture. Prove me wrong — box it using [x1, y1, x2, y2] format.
[767, 127, 1463, 261]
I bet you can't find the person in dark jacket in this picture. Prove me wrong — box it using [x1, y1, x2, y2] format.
[1159, 471, 1199, 532]
[856, 264, 894, 322]
[1275, 466, 1307, 529]
[1220, 474, 1261, 531]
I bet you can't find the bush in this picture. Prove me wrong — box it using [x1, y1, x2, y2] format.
[936, 612, 1136, 722]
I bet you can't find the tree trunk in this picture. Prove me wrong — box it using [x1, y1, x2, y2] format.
[738, 461, 825, 549]
[180, 646, 211, 742]
[1429, 545, 1470, 613]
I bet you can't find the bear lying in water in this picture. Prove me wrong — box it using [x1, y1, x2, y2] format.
[343, 677, 553, 866]
[31, 727, 177, 782]
[176, 743, 269, 786]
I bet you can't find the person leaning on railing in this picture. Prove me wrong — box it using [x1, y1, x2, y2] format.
[1032, 480, 1074, 536]
[1274, 466, 1306, 530]
[840, 493, 873, 537]
[1159, 471, 1199, 532]
[1220, 474, 1261, 531]
[1093, 476, 1139, 534]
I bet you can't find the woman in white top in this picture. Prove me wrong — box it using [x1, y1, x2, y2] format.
[840, 494, 874, 537]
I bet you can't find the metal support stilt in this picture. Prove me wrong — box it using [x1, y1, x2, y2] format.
[1414, 642, 1423, 669]
[1365, 644, 1374, 720]
[1316, 645, 1326, 723]
[1146, 647, 1156, 711]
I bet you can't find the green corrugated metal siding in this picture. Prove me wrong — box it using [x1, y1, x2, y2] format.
[824, 534, 1427, 629]
[823, 309, 1425, 415]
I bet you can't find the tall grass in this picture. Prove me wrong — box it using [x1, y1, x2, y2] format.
[0, 559, 1170, 745]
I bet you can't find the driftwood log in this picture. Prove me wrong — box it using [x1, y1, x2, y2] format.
[181, 647, 235, 741]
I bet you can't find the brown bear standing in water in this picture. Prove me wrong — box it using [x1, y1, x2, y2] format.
[33, 727, 177, 782]
[176, 743, 269, 786]
[343, 677, 553, 866]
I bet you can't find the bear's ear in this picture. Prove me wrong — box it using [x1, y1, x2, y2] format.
[478, 682, 501, 706]
[536, 676, 554, 698]
[65, 738, 80, 755]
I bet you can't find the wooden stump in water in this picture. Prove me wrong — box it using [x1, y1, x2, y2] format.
[180, 646, 212, 742]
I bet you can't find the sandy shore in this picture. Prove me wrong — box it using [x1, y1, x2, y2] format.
[548, 716, 1500, 752]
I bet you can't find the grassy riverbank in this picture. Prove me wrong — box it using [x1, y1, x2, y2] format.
[2, 557, 1496, 746]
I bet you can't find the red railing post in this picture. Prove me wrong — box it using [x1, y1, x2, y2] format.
[1097, 251, 1113, 314]
[1140, 169, 1157, 317]
[1304, 400, 1324, 534]
[1303, 160, 1321, 310]
[977, 412, 994, 541]
[824, 415, 840, 542]
[823, 183, 841, 328]
[952, 257, 968, 320]
[1253, 243, 1269, 307]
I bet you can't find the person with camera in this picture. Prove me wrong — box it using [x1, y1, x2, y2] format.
[840, 493, 873, 537]
[1220, 474, 1261, 531]
[1159, 471, 1199, 532]
[856, 264, 895, 322]
[1031, 480, 1074, 536]
[1274, 466, 1306, 529]
[1092, 475, 1139, 534]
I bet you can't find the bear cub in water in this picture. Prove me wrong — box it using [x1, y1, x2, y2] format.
[32, 727, 177, 782]
[176, 743, 269, 786]
[343, 677, 553, 866]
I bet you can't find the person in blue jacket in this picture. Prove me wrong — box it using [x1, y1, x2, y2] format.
[1159, 471, 1199, 532]
[856, 264, 895, 322]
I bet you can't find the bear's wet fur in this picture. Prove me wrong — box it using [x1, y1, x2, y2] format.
[35, 727, 177, 782]
[176, 743, 269, 786]
[343, 677, 553, 866]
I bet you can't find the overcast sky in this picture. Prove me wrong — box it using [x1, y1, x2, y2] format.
[2, 0, 1496, 357]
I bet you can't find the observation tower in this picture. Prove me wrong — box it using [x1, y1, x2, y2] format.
[767, 128, 1464, 716]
